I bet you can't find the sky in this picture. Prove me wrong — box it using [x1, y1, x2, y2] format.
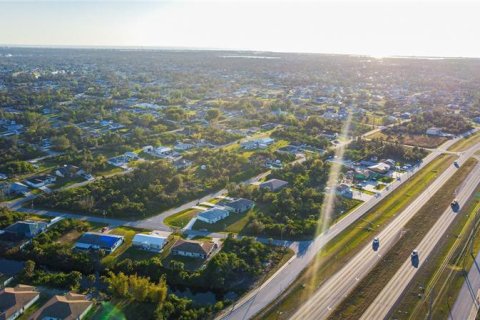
[0, 0, 479, 58]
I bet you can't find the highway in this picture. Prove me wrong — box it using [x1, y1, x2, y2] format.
[360, 157, 480, 320]
[449, 248, 480, 320]
[217, 137, 462, 320]
[290, 141, 480, 320]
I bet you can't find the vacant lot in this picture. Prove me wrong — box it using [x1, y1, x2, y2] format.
[369, 131, 447, 148]
[164, 208, 199, 228]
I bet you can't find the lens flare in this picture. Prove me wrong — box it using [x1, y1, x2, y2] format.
[294, 108, 353, 309]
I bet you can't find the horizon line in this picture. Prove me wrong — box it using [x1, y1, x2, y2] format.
[1, 43, 479, 60]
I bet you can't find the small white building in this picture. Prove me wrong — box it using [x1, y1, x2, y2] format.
[132, 233, 168, 252]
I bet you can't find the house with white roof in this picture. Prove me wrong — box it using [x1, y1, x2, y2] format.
[132, 233, 169, 252]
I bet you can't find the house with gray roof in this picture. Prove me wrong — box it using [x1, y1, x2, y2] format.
[259, 179, 289, 192]
[225, 198, 255, 213]
[3, 221, 47, 239]
[197, 207, 230, 224]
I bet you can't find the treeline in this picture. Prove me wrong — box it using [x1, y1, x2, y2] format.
[37, 150, 263, 217]
[0, 207, 23, 228]
[345, 138, 428, 162]
[4, 219, 97, 274]
[386, 111, 472, 135]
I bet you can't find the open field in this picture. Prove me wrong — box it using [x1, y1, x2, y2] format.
[329, 157, 478, 320]
[256, 154, 456, 320]
[392, 187, 480, 319]
[449, 130, 480, 152]
[368, 131, 448, 148]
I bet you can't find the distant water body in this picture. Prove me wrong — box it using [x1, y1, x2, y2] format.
[220, 55, 280, 59]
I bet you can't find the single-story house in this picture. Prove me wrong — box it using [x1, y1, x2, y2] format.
[225, 198, 255, 213]
[171, 239, 217, 259]
[368, 162, 391, 174]
[426, 127, 443, 136]
[4, 220, 48, 239]
[241, 137, 275, 150]
[24, 175, 56, 188]
[174, 142, 194, 151]
[30, 292, 93, 320]
[132, 233, 168, 252]
[172, 158, 192, 170]
[336, 184, 353, 198]
[74, 232, 124, 254]
[55, 165, 85, 179]
[0, 284, 39, 320]
[150, 146, 173, 157]
[9, 182, 29, 195]
[259, 179, 289, 192]
[197, 208, 230, 224]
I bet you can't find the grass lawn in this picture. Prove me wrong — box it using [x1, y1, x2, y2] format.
[117, 234, 177, 262]
[164, 208, 199, 228]
[192, 210, 253, 233]
[256, 153, 456, 320]
[94, 165, 124, 177]
[56, 221, 105, 245]
[116, 246, 159, 261]
[53, 176, 84, 189]
[329, 157, 478, 319]
[448, 130, 480, 152]
[101, 227, 147, 267]
[352, 187, 376, 195]
[368, 131, 448, 148]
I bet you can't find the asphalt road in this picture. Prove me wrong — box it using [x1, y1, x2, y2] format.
[361, 158, 480, 320]
[449, 249, 480, 320]
[217, 138, 461, 320]
[290, 141, 480, 320]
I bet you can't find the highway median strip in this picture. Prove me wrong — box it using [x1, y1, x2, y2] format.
[328, 157, 478, 320]
[392, 185, 480, 320]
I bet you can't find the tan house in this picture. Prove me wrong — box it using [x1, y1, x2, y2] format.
[171, 239, 217, 259]
[0, 284, 39, 320]
[30, 292, 93, 320]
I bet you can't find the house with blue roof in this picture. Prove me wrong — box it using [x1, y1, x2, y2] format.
[74, 232, 124, 254]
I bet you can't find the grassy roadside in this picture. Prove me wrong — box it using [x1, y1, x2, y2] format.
[448, 130, 480, 152]
[328, 157, 478, 320]
[255, 154, 456, 320]
[164, 208, 199, 228]
[391, 185, 480, 319]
